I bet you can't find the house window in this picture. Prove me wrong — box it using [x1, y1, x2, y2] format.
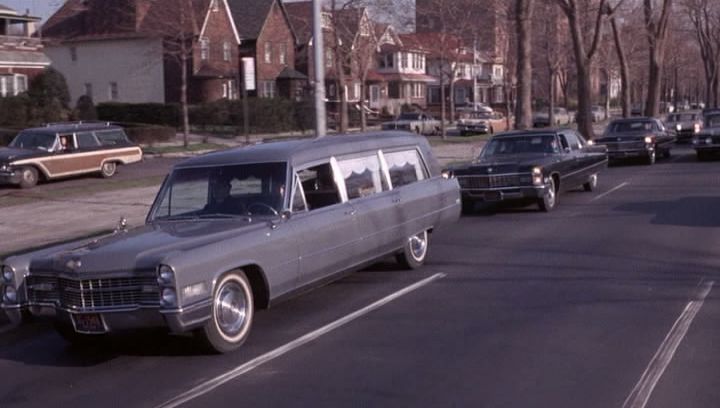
[325, 48, 333, 68]
[109, 82, 118, 101]
[354, 83, 361, 100]
[223, 42, 231, 61]
[321, 12, 332, 29]
[84, 83, 93, 99]
[378, 54, 393, 69]
[69, 46, 77, 62]
[412, 83, 423, 98]
[279, 43, 287, 65]
[200, 38, 210, 60]
[14, 74, 27, 95]
[259, 80, 276, 98]
[211, 0, 219, 11]
[264, 42, 272, 64]
[400, 53, 408, 69]
[0, 76, 10, 97]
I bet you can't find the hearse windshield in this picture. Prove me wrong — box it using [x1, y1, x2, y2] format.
[9, 132, 56, 150]
[705, 114, 720, 128]
[151, 162, 288, 221]
[609, 121, 655, 133]
[481, 135, 559, 157]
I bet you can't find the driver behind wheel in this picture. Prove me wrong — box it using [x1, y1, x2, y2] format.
[204, 178, 237, 214]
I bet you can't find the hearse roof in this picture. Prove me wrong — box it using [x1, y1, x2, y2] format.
[175, 131, 438, 172]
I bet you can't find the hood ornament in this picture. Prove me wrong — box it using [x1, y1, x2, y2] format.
[487, 167, 493, 174]
[115, 216, 128, 234]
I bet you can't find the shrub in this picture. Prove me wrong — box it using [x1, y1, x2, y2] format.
[0, 95, 31, 127]
[28, 67, 71, 109]
[0, 128, 20, 146]
[75, 95, 97, 121]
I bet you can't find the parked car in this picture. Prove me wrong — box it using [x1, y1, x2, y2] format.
[0, 122, 142, 188]
[0, 132, 460, 353]
[457, 111, 507, 136]
[381, 112, 441, 135]
[664, 111, 702, 142]
[693, 112, 720, 160]
[595, 118, 676, 165]
[532, 107, 571, 127]
[450, 129, 608, 213]
[591, 105, 606, 122]
[631, 105, 644, 116]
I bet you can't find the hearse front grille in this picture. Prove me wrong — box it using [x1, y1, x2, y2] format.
[458, 174, 521, 189]
[26, 275, 160, 310]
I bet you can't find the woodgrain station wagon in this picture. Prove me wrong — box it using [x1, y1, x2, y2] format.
[0, 132, 460, 353]
[0, 122, 142, 188]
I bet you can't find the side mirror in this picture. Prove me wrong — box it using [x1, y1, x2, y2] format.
[280, 210, 292, 220]
[564, 147, 572, 154]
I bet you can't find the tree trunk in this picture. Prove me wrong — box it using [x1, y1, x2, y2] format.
[450, 78, 456, 126]
[181, 47, 190, 148]
[514, 0, 534, 129]
[645, 50, 663, 117]
[440, 69, 447, 139]
[360, 79, 367, 131]
[548, 68, 555, 126]
[611, 15, 631, 118]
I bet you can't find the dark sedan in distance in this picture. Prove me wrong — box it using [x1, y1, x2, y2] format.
[451, 129, 608, 213]
[693, 112, 720, 160]
[595, 118, 675, 165]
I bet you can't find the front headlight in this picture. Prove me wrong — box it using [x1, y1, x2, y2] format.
[706, 137, 713, 145]
[676, 124, 682, 131]
[441, 170, 452, 179]
[157, 265, 175, 285]
[1, 265, 13, 283]
[644, 136, 654, 144]
[695, 123, 701, 133]
[3, 285, 17, 304]
[161, 288, 177, 307]
[532, 167, 543, 186]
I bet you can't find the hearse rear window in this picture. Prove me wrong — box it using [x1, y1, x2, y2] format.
[337, 154, 388, 200]
[383, 150, 427, 187]
[96, 129, 129, 146]
[298, 163, 342, 210]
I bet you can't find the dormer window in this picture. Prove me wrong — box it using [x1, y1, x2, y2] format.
[223, 42, 231, 61]
[321, 13, 332, 29]
[211, 0, 219, 12]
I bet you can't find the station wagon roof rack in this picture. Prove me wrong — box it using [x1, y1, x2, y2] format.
[44, 120, 113, 127]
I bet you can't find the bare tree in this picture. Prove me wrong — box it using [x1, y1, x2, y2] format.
[610, 12, 632, 117]
[554, 0, 609, 138]
[684, 0, 720, 107]
[643, 0, 674, 117]
[515, 0, 534, 129]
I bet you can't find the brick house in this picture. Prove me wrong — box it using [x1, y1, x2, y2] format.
[42, 0, 239, 105]
[227, 0, 304, 98]
[0, 5, 50, 96]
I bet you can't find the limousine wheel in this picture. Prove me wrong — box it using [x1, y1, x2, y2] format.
[396, 230, 429, 269]
[100, 162, 117, 178]
[198, 271, 254, 353]
[19, 166, 38, 189]
[583, 174, 598, 192]
[646, 150, 656, 165]
[538, 177, 557, 212]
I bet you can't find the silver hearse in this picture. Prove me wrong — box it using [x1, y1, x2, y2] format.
[1, 132, 460, 353]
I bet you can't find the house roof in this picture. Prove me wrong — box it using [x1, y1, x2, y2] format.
[42, 0, 208, 41]
[283, 1, 313, 45]
[0, 4, 16, 14]
[226, 0, 274, 40]
[277, 66, 307, 80]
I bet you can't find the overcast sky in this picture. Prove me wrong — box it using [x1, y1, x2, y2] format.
[2, 0, 62, 21]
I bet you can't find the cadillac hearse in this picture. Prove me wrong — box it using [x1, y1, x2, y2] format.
[1, 132, 460, 353]
[0, 122, 142, 188]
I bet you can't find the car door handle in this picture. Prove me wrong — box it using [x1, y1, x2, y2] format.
[392, 197, 401, 203]
[345, 209, 357, 216]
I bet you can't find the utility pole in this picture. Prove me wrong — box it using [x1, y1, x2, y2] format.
[473, 36, 478, 108]
[313, 0, 327, 137]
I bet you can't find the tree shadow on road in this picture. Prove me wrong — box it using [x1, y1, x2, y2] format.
[614, 196, 720, 227]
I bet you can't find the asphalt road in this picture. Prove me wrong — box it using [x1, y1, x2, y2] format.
[0, 146, 718, 408]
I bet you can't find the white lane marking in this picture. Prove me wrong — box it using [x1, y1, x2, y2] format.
[157, 273, 447, 408]
[622, 279, 714, 408]
[591, 181, 630, 201]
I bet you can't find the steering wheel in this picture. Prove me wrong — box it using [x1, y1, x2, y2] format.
[247, 202, 279, 216]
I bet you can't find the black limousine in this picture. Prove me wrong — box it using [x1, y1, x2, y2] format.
[451, 129, 608, 212]
[595, 118, 675, 165]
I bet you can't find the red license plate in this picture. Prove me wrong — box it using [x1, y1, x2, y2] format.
[72, 313, 107, 334]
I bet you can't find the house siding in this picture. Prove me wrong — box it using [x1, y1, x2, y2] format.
[46, 38, 165, 104]
[255, 2, 295, 84]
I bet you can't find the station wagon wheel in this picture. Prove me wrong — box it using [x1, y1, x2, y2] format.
[198, 271, 254, 354]
[18, 166, 38, 189]
[538, 176, 557, 212]
[396, 230, 429, 269]
[100, 161, 117, 178]
[583, 173, 598, 192]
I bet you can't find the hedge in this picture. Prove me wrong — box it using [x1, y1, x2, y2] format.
[97, 103, 180, 127]
[120, 123, 176, 145]
[189, 98, 314, 133]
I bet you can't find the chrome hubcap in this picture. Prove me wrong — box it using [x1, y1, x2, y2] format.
[23, 170, 34, 182]
[409, 231, 428, 261]
[547, 180, 556, 206]
[215, 281, 248, 337]
[590, 174, 597, 187]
